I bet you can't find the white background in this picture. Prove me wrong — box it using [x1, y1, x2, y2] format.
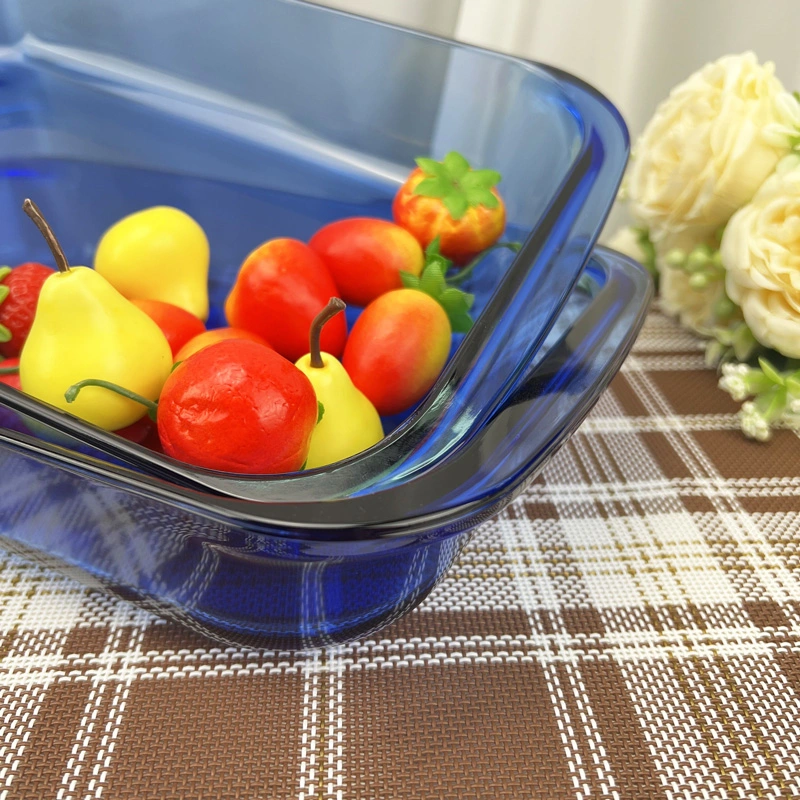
[311, 0, 800, 142]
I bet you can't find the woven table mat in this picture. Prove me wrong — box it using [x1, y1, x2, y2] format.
[1, 307, 799, 800]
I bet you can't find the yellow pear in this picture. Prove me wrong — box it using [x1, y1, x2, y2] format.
[94, 206, 210, 321]
[295, 298, 383, 469]
[19, 200, 173, 431]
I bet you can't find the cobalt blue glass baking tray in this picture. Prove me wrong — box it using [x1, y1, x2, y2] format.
[0, 0, 652, 648]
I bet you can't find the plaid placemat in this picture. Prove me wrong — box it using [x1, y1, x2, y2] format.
[1, 306, 799, 800]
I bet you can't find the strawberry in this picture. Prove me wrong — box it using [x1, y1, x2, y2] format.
[0, 263, 55, 358]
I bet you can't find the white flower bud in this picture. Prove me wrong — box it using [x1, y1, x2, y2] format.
[719, 375, 749, 402]
[740, 402, 772, 441]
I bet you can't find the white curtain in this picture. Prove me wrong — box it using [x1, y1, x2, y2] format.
[312, 0, 800, 141]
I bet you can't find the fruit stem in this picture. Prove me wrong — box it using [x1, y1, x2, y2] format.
[309, 297, 345, 369]
[65, 379, 159, 422]
[447, 241, 522, 287]
[22, 199, 70, 274]
[0, 365, 19, 375]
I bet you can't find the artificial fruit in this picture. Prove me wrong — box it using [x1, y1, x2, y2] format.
[131, 298, 206, 358]
[19, 199, 173, 431]
[342, 288, 451, 416]
[393, 152, 506, 265]
[159, 339, 319, 473]
[225, 238, 346, 361]
[69, 339, 319, 474]
[295, 298, 383, 468]
[308, 217, 424, 307]
[173, 326, 271, 364]
[0, 262, 55, 357]
[94, 206, 210, 320]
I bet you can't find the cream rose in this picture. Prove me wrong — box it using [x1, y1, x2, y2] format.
[721, 154, 800, 357]
[656, 231, 724, 332]
[627, 52, 800, 244]
[659, 265, 723, 333]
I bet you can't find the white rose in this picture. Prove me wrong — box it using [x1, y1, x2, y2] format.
[659, 266, 723, 333]
[627, 52, 800, 244]
[656, 231, 723, 333]
[721, 155, 800, 357]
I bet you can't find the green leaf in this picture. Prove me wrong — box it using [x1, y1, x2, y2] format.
[317, 401, 325, 424]
[711, 327, 734, 347]
[427, 254, 450, 274]
[0, 285, 8, 303]
[420, 261, 447, 297]
[425, 236, 442, 259]
[732, 324, 757, 361]
[705, 340, 726, 369]
[465, 188, 499, 209]
[755, 386, 787, 423]
[443, 151, 471, 178]
[758, 357, 784, 386]
[449, 312, 474, 333]
[0, 324, 10, 343]
[438, 289, 470, 316]
[461, 169, 502, 190]
[399, 271, 421, 289]
[0, 267, 10, 284]
[744, 371, 774, 395]
[786, 374, 800, 395]
[438, 290, 475, 332]
[413, 177, 452, 198]
[713, 295, 737, 322]
[440, 287, 475, 313]
[0, 364, 18, 375]
[411, 249, 476, 331]
[415, 157, 448, 178]
[443, 193, 469, 220]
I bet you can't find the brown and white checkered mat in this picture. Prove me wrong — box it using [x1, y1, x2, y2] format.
[1, 307, 799, 800]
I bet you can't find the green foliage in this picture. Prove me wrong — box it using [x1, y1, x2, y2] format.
[413, 151, 502, 221]
[400, 237, 475, 333]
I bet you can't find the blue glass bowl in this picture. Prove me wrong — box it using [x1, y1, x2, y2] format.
[0, 0, 652, 648]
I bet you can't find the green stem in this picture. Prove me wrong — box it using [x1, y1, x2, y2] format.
[446, 241, 522, 287]
[65, 379, 159, 422]
[0, 365, 19, 375]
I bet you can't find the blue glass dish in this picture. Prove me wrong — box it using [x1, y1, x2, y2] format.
[0, 0, 652, 647]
